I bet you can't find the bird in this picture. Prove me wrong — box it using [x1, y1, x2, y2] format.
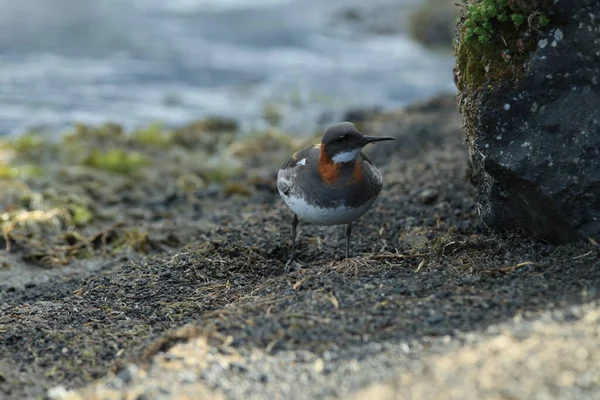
[277, 122, 394, 270]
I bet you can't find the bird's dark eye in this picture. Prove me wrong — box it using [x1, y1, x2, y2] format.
[337, 134, 347, 141]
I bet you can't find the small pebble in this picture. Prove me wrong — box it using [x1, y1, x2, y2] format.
[313, 358, 324, 373]
[418, 188, 439, 205]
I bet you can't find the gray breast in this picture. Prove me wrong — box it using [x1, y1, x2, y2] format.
[289, 152, 383, 209]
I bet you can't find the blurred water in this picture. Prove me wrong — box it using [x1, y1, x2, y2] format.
[0, 0, 456, 136]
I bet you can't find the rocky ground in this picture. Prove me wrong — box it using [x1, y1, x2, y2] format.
[1, 95, 599, 399]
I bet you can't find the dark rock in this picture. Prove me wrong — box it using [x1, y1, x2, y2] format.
[455, 0, 600, 243]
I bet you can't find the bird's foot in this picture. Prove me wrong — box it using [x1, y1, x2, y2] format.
[284, 257, 305, 273]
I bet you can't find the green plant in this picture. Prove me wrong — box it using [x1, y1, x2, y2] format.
[0, 163, 17, 179]
[130, 122, 172, 148]
[0, 163, 44, 179]
[455, 0, 552, 91]
[69, 205, 93, 226]
[84, 149, 149, 175]
[9, 132, 45, 154]
[463, 0, 550, 43]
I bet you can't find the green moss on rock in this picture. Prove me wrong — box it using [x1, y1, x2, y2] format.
[455, 0, 552, 92]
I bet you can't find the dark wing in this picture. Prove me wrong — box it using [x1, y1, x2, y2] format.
[280, 145, 316, 170]
[358, 151, 383, 189]
[277, 145, 318, 196]
[359, 151, 374, 166]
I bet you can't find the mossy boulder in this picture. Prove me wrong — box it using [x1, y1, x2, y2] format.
[455, 0, 600, 243]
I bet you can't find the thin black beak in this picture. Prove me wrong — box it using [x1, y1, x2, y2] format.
[363, 135, 395, 144]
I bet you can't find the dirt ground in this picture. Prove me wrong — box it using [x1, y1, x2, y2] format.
[1, 95, 599, 399]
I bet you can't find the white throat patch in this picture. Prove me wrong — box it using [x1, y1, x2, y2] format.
[332, 148, 361, 164]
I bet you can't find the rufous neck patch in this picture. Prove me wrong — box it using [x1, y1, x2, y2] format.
[318, 144, 363, 184]
[318, 144, 340, 184]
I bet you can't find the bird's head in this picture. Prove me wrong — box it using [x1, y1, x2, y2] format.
[320, 122, 395, 164]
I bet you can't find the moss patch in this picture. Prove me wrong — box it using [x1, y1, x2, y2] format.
[7, 132, 46, 154]
[0, 117, 303, 269]
[463, 0, 550, 44]
[0, 163, 18, 179]
[84, 149, 149, 176]
[69, 205, 94, 227]
[455, 0, 552, 92]
[130, 123, 173, 148]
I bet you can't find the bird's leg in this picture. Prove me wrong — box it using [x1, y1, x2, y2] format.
[291, 213, 298, 259]
[285, 214, 300, 272]
[345, 222, 352, 259]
